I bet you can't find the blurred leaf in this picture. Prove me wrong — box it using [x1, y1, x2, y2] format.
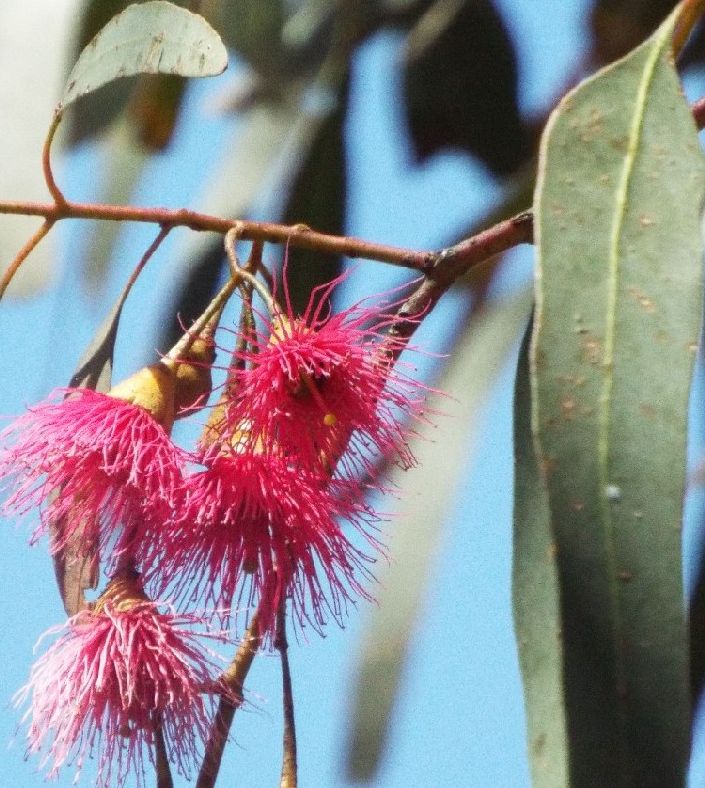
[691, 549, 705, 705]
[346, 288, 533, 781]
[0, 1, 79, 297]
[513, 321, 569, 788]
[281, 0, 336, 51]
[679, 17, 705, 69]
[158, 238, 226, 355]
[128, 72, 188, 149]
[531, 9, 704, 785]
[60, 0, 227, 112]
[402, 0, 529, 176]
[80, 119, 150, 292]
[282, 82, 348, 315]
[590, 0, 677, 64]
[209, 0, 342, 79]
[206, 0, 286, 77]
[80, 72, 188, 292]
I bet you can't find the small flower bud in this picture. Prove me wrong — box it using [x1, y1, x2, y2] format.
[108, 361, 176, 431]
[173, 336, 216, 419]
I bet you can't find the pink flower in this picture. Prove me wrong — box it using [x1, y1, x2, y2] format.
[16, 576, 227, 786]
[155, 445, 379, 640]
[225, 278, 425, 481]
[0, 387, 185, 557]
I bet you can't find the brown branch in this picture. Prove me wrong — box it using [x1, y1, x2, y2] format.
[384, 211, 534, 359]
[0, 219, 54, 300]
[154, 715, 174, 788]
[197, 614, 262, 788]
[42, 114, 66, 206]
[1, 76, 704, 302]
[276, 601, 297, 788]
[0, 197, 532, 280]
[673, 0, 705, 57]
[0, 199, 438, 271]
[693, 95, 705, 129]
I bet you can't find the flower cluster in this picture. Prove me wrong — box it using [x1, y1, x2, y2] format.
[16, 573, 227, 786]
[1, 274, 426, 783]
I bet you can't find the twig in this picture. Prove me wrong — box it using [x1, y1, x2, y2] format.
[384, 211, 534, 359]
[197, 614, 262, 788]
[0, 219, 54, 300]
[693, 95, 705, 129]
[0, 197, 527, 276]
[2, 71, 705, 303]
[276, 601, 297, 788]
[128, 225, 172, 291]
[154, 715, 174, 788]
[42, 114, 66, 206]
[673, 0, 705, 57]
[165, 274, 240, 363]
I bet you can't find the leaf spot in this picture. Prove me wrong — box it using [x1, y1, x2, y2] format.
[604, 484, 622, 502]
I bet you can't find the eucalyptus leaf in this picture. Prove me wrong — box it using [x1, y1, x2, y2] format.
[64, 0, 133, 144]
[513, 321, 569, 788]
[60, 0, 227, 112]
[346, 288, 533, 781]
[531, 7, 705, 785]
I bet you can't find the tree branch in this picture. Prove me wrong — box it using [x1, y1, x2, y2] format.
[0, 219, 54, 300]
[2, 82, 705, 303]
[384, 211, 534, 359]
[42, 114, 66, 207]
[196, 614, 262, 788]
[276, 601, 297, 788]
[154, 715, 174, 788]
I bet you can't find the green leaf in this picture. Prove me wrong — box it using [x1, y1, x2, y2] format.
[64, 1, 195, 146]
[513, 320, 569, 788]
[64, 0, 133, 144]
[346, 288, 533, 781]
[60, 0, 227, 112]
[531, 8, 705, 786]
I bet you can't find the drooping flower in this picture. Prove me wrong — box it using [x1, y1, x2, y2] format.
[0, 363, 186, 557]
[16, 573, 227, 786]
[154, 440, 379, 640]
[224, 276, 426, 481]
